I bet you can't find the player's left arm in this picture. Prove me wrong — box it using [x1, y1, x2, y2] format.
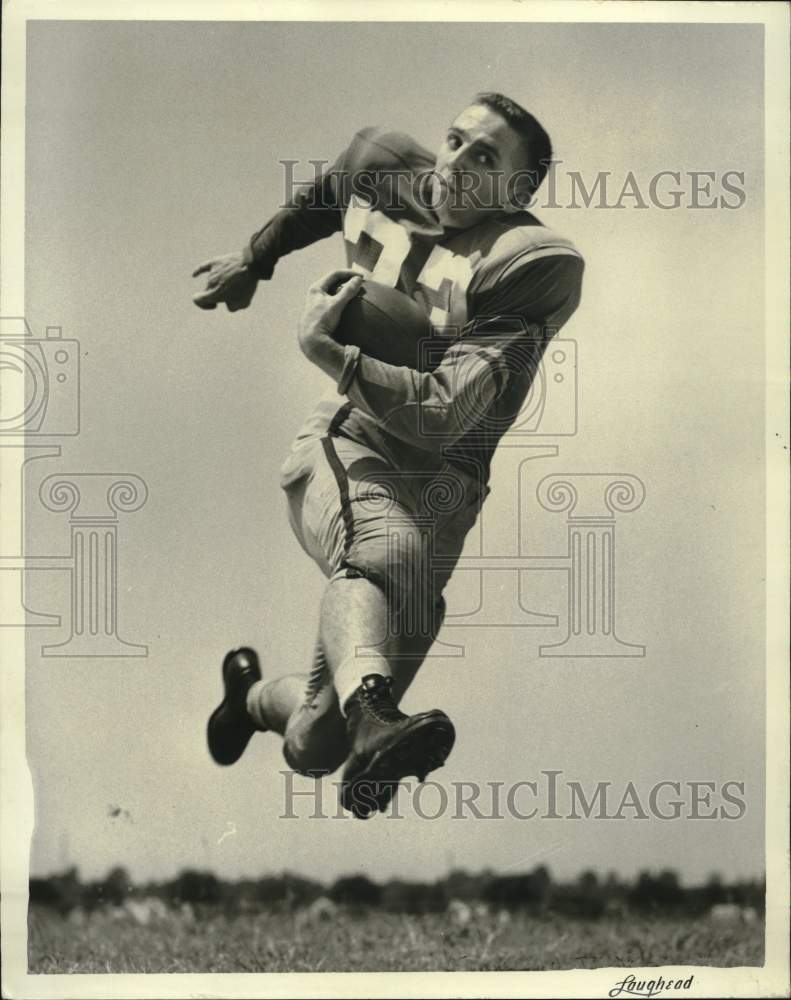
[192, 128, 372, 312]
[307, 252, 584, 451]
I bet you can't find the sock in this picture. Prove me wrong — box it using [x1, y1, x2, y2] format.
[245, 676, 308, 735]
[334, 652, 391, 716]
[245, 680, 270, 731]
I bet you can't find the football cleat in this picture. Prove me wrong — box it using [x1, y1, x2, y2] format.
[207, 647, 263, 766]
[340, 674, 455, 819]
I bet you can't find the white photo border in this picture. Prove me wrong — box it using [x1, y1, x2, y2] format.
[1, 2, 788, 998]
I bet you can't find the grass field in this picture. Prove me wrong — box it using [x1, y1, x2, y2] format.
[28, 905, 764, 973]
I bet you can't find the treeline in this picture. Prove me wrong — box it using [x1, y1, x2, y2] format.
[29, 865, 764, 921]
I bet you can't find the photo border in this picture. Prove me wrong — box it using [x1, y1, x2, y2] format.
[1, 2, 788, 997]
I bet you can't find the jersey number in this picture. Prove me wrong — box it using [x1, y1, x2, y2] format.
[344, 199, 473, 326]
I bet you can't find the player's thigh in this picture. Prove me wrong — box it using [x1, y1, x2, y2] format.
[286, 436, 428, 602]
[282, 439, 353, 580]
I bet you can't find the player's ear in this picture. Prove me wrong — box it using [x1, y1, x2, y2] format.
[503, 169, 538, 213]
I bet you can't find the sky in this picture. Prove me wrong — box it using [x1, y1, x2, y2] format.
[21, 19, 765, 887]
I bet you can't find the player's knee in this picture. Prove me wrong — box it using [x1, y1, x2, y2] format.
[345, 525, 434, 615]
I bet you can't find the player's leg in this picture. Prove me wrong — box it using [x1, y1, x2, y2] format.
[388, 595, 447, 704]
[313, 435, 439, 707]
[207, 433, 453, 799]
[278, 566, 399, 779]
[225, 584, 448, 791]
[306, 441, 455, 817]
[209, 439, 387, 776]
[207, 449, 343, 769]
[246, 672, 312, 736]
[319, 573, 392, 709]
[321, 577, 445, 707]
[278, 452, 482, 809]
[277, 634, 349, 778]
[334, 585, 452, 817]
[207, 647, 314, 767]
[278, 591, 446, 780]
[240, 464, 337, 739]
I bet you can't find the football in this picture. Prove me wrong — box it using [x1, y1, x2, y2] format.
[332, 278, 448, 372]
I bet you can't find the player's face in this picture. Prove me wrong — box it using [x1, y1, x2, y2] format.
[432, 104, 529, 229]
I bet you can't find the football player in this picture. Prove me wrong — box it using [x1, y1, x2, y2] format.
[196, 93, 584, 818]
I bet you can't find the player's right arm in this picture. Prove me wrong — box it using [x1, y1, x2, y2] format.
[192, 128, 382, 312]
[341, 253, 584, 451]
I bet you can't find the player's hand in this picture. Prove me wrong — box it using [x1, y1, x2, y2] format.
[297, 270, 363, 355]
[192, 251, 258, 312]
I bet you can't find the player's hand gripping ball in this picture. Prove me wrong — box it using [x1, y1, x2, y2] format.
[302, 270, 450, 372]
[298, 270, 364, 346]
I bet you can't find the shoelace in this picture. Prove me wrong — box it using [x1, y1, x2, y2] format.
[359, 677, 407, 726]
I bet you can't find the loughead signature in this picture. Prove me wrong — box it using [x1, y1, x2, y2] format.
[609, 974, 695, 999]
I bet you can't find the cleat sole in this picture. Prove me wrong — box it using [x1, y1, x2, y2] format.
[341, 713, 455, 818]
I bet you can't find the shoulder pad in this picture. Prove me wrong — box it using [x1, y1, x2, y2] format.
[482, 214, 582, 268]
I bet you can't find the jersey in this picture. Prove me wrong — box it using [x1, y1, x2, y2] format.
[247, 127, 585, 491]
